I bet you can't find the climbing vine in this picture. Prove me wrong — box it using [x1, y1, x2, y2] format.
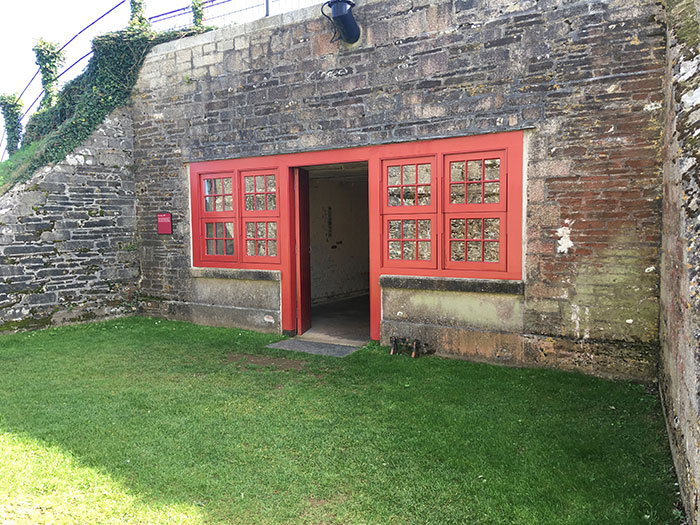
[32, 39, 65, 109]
[19, 25, 209, 179]
[192, 0, 204, 28]
[0, 95, 23, 156]
[129, 0, 150, 28]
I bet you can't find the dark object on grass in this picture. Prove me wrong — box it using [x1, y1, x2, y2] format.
[390, 336, 431, 359]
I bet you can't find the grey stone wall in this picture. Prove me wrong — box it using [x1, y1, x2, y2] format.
[0, 109, 138, 330]
[660, 0, 700, 520]
[131, 0, 666, 378]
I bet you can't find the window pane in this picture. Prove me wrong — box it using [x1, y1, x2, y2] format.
[418, 241, 431, 260]
[467, 183, 482, 204]
[268, 222, 277, 239]
[245, 177, 254, 192]
[246, 240, 255, 256]
[467, 242, 482, 261]
[225, 240, 234, 256]
[388, 220, 401, 239]
[388, 166, 401, 186]
[388, 187, 401, 207]
[255, 175, 265, 191]
[204, 179, 214, 195]
[484, 218, 500, 239]
[484, 159, 500, 180]
[417, 185, 431, 206]
[467, 219, 481, 239]
[417, 164, 431, 184]
[246, 222, 255, 237]
[467, 160, 482, 181]
[216, 240, 224, 255]
[214, 178, 222, 194]
[223, 178, 232, 193]
[266, 175, 276, 191]
[451, 241, 465, 261]
[389, 241, 401, 259]
[403, 241, 415, 260]
[206, 223, 215, 238]
[256, 194, 265, 211]
[257, 241, 266, 256]
[418, 220, 431, 239]
[215, 196, 223, 211]
[403, 186, 415, 206]
[450, 184, 465, 204]
[225, 222, 234, 237]
[450, 218, 465, 238]
[402, 165, 416, 185]
[205, 197, 213, 212]
[267, 193, 276, 210]
[256, 222, 266, 238]
[268, 241, 277, 256]
[215, 223, 224, 238]
[245, 195, 255, 211]
[484, 242, 499, 262]
[206, 240, 215, 255]
[403, 220, 416, 239]
[224, 195, 233, 211]
[484, 182, 500, 203]
[451, 161, 465, 182]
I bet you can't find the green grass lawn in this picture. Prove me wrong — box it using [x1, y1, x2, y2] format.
[0, 317, 680, 524]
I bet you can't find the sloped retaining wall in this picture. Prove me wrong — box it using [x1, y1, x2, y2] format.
[0, 109, 139, 330]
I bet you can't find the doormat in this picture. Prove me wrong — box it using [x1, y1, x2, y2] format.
[266, 339, 359, 357]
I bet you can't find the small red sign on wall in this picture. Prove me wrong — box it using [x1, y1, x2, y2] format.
[157, 213, 172, 234]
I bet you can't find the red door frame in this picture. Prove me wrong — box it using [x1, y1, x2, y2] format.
[190, 131, 524, 341]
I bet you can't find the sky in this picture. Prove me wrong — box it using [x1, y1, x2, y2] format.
[0, 0, 320, 159]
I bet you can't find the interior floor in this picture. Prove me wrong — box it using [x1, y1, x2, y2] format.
[295, 295, 370, 347]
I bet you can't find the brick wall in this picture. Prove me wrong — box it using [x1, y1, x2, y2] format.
[131, 0, 666, 379]
[660, 0, 700, 520]
[0, 109, 138, 329]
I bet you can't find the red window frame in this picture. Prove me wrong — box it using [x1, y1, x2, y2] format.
[189, 131, 524, 340]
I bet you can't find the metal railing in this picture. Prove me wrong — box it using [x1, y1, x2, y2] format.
[0, 0, 322, 161]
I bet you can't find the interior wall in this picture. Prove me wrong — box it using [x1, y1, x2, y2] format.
[309, 174, 369, 304]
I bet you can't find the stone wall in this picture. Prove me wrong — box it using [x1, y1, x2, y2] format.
[131, 0, 665, 379]
[0, 109, 138, 330]
[660, 0, 700, 520]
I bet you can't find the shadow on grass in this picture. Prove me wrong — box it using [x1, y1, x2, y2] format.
[0, 317, 681, 524]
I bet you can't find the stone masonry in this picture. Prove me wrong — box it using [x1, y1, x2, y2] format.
[0, 109, 138, 330]
[131, 0, 665, 380]
[660, 0, 700, 520]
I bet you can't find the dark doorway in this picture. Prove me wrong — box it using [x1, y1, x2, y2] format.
[295, 162, 370, 345]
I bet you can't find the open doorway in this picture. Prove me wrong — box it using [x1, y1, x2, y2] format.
[295, 162, 370, 345]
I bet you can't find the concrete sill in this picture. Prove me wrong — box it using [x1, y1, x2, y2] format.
[190, 267, 281, 282]
[379, 275, 524, 295]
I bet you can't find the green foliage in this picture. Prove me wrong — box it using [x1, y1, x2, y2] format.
[0, 317, 682, 524]
[192, 0, 204, 27]
[32, 39, 65, 109]
[3, 25, 209, 191]
[129, 0, 149, 28]
[0, 94, 23, 155]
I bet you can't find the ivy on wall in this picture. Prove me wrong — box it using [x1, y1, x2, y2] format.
[32, 39, 65, 109]
[129, 0, 150, 28]
[10, 25, 209, 185]
[0, 95, 23, 156]
[192, 0, 204, 28]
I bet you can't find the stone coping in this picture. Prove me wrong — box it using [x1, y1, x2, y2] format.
[379, 275, 524, 295]
[190, 267, 281, 281]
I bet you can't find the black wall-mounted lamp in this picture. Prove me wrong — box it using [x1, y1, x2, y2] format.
[321, 0, 361, 44]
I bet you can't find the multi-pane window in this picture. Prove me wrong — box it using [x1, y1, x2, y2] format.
[193, 169, 279, 265]
[383, 150, 508, 272]
[244, 174, 276, 212]
[245, 221, 278, 258]
[205, 221, 235, 256]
